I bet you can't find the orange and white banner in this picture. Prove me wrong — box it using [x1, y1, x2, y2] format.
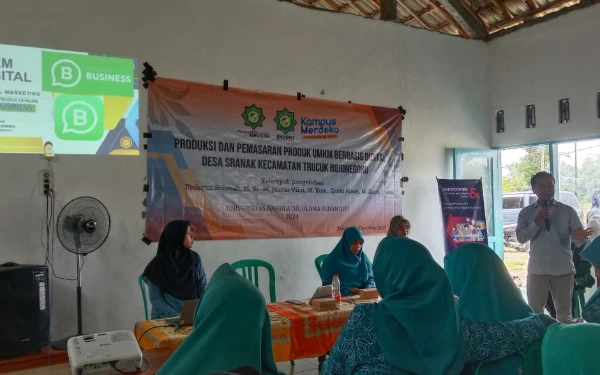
[145, 77, 403, 240]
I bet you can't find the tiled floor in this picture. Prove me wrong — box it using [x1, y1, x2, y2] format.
[277, 357, 319, 374]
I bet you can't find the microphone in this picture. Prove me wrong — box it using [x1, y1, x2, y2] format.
[542, 200, 550, 231]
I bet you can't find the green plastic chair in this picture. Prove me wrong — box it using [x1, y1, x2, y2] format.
[231, 259, 277, 303]
[138, 274, 149, 320]
[231, 259, 294, 367]
[573, 289, 586, 318]
[315, 254, 328, 277]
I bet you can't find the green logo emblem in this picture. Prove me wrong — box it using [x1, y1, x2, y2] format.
[274, 109, 296, 134]
[242, 105, 265, 129]
[54, 94, 104, 141]
[42, 51, 134, 97]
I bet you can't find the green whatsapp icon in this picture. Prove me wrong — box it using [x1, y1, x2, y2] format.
[54, 95, 104, 141]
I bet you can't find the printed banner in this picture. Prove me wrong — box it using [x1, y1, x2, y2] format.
[437, 179, 488, 254]
[145, 77, 403, 241]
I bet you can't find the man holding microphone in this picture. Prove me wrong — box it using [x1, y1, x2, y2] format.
[516, 171, 592, 322]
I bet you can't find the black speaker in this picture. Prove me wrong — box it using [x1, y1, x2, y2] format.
[0, 264, 50, 358]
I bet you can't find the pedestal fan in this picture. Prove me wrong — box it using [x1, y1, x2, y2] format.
[52, 196, 111, 350]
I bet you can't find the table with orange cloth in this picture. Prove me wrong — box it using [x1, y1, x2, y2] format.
[134, 296, 377, 362]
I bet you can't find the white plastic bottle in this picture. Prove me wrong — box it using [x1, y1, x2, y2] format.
[332, 275, 341, 308]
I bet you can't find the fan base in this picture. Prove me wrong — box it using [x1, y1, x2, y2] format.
[51, 334, 85, 350]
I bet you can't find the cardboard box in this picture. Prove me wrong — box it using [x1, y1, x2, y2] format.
[311, 298, 338, 311]
[359, 288, 379, 299]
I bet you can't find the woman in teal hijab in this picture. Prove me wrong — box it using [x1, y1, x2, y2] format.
[157, 263, 282, 375]
[541, 322, 600, 374]
[322, 238, 552, 375]
[320, 227, 375, 296]
[445, 243, 546, 374]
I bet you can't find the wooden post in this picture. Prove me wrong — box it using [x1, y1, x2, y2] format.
[380, 0, 397, 21]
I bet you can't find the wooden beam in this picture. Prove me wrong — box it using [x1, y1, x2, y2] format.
[491, 0, 514, 18]
[429, 0, 470, 37]
[526, 0, 540, 8]
[397, 0, 433, 28]
[319, 0, 341, 11]
[434, 21, 451, 30]
[444, 0, 488, 38]
[487, 0, 598, 39]
[399, 6, 434, 24]
[346, 0, 369, 16]
[488, 0, 575, 32]
[379, 0, 397, 20]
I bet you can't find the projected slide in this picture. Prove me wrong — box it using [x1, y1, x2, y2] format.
[0, 43, 139, 155]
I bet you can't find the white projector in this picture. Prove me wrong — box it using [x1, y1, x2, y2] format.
[67, 330, 143, 375]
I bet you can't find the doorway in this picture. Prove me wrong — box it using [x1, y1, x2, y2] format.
[499, 140, 600, 293]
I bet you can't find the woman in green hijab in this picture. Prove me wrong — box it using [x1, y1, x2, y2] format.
[322, 237, 551, 375]
[445, 243, 553, 375]
[541, 322, 600, 374]
[157, 263, 282, 375]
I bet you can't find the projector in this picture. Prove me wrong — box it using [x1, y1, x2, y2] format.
[67, 330, 143, 375]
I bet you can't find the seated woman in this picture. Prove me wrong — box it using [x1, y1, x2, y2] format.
[320, 227, 375, 296]
[541, 322, 600, 375]
[157, 263, 282, 375]
[322, 237, 553, 375]
[581, 236, 600, 323]
[142, 220, 207, 319]
[445, 243, 547, 374]
[386, 215, 410, 238]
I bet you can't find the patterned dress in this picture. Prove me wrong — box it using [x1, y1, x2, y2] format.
[322, 304, 553, 375]
[582, 288, 600, 323]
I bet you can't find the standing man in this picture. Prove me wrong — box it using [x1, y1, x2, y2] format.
[516, 171, 592, 322]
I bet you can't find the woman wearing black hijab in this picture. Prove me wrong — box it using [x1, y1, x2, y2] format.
[143, 220, 208, 319]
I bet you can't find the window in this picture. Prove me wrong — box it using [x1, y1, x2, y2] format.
[503, 196, 523, 209]
[557, 140, 600, 223]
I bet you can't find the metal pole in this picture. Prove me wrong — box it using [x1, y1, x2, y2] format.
[77, 254, 82, 335]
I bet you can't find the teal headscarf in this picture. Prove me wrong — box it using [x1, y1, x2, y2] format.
[542, 322, 600, 374]
[445, 243, 538, 375]
[320, 227, 372, 287]
[371, 237, 465, 375]
[444, 243, 533, 321]
[157, 263, 281, 375]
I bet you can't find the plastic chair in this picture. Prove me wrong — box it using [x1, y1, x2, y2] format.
[315, 254, 328, 277]
[231, 259, 294, 367]
[138, 274, 149, 320]
[231, 259, 277, 303]
[573, 289, 586, 318]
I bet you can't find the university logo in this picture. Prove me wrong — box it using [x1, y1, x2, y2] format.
[241, 104, 265, 129]
[274, 109, 296, 135]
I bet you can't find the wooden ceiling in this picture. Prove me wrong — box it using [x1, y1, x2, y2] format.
[284, 0, 599, 39]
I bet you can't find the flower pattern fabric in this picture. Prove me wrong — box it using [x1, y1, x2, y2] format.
[322, 304, 552, 375]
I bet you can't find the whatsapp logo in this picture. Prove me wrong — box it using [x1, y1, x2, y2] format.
[51, 59, 82, 88]
[55, 95, 104, 141]
[42, 51, 135, 97]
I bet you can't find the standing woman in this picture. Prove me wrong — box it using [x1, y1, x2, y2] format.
[386, 216, 410, 238]
[143, 220, 208, 319]
[320, 227, 375, 296]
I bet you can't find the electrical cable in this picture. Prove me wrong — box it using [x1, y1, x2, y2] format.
[136, 325, 173, 348]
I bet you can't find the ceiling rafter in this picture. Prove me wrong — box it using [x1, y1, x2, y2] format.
[280, 0, 598, 40]
[491, 0, 515, 18]
[396, 0, 435, 29]
[488, 0, 576, 32]
[429, 0, 470, 36]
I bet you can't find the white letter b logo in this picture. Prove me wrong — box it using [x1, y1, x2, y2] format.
[73, 109, 87, 127]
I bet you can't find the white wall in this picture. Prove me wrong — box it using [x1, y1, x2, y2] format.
[0, 0, 488, 339]
[489, 4, 600, 148]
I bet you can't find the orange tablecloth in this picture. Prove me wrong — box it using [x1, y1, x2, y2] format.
[134, 296, 375, 362]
